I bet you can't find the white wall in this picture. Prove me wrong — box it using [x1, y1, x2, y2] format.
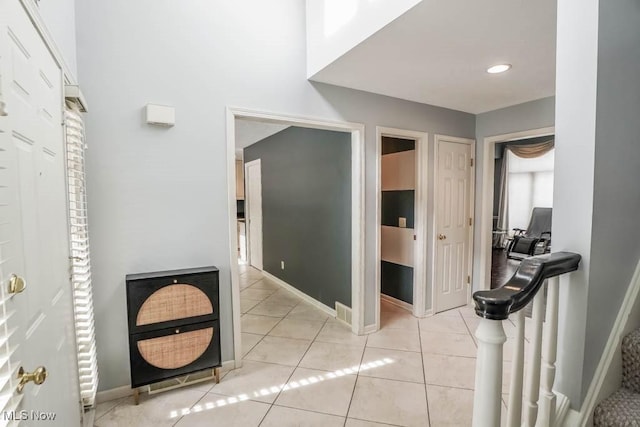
[34, 0, 78, 79]
[75, 0, 475, 391]
[552, 0, 598, 407]
[306, 0, 422, 77]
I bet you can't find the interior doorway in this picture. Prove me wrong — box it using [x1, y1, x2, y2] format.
[227, 109, 365, 368]
[478, 127, 555, 292]
[490, 136, 555, 289]
[244, 159, 263, 270]
[376, 127, 428, 326]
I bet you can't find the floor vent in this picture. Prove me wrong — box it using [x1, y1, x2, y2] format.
[335, 302, 352, 326]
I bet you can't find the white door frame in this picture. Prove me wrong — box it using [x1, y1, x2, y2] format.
[226, 107, 365, 368]
[477, 126, 555, 291]
[375, 127, 428, 328]
[432, 134, 476, 312]
[244, 159, 262, 270]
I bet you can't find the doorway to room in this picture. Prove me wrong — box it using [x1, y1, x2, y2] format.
[491, 136, 555, 288]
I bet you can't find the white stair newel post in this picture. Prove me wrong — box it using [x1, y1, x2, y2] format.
[524, 286, 546, 427]
[535, 276, 560, 427]
[472, 318, 507, 427]
[507, 310, 526, 427]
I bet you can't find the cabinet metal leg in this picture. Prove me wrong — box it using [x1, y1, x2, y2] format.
[214, 367, 220, 384]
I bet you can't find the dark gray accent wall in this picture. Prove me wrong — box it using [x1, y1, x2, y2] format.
[244, 127, 351, 308]
[381, 137, 415, 155]
[381, 261, 413, 304]
[381, 191, 415, 228]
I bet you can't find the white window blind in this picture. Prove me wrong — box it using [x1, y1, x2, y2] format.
[65, 101, 99, 409]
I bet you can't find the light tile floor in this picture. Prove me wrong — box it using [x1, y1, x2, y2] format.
[95, 265, 522, 426]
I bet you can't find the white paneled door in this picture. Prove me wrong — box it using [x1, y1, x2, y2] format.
[434, 137, 474, 313]
[0, 0, 81, 424]
[245, 160, 263, 270]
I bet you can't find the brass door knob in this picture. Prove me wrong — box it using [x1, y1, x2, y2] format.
[438, 234, 447, 240]
[9, 274, 26, 294]
[17, 366, 47, 393]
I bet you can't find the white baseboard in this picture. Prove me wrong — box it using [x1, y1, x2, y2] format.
[570, 256, 640, 426]
[380, 293, 413, 312]
[363, 323, 377, 334]
[96, 360, 236, 404]
[555, 392, 571, 426]
[262, 271, 337, 317]
[423, 309, 434, 317]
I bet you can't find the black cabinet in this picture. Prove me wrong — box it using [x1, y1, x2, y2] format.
[126, 267, 221, 400]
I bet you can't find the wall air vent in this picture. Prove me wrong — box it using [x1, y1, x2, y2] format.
[335, 302, 352, 326]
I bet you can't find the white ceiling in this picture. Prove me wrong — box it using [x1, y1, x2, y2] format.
[310, 0, 557, 114]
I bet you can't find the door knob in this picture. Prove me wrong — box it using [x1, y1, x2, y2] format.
[9, 274, 26, 294]
[438, 234, 447, 240]
[17, 366, 47, 393]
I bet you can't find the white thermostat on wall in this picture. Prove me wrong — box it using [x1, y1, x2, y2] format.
[145, 103, 175, 127]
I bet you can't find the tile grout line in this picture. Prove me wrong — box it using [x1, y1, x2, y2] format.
[257, 314, 331, 426]
[417, 316, 432, 427]
[342, 333, 369, 427]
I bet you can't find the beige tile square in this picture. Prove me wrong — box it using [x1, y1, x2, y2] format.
[367, 328, 421, 352]
[419, 315, 470, 335]
[244, 336, 311, 366]
[241, 268, 264, 280]
[241, 332, 264, 357]
[95, 388, 204, 427]
[249, 278, 281, 291]
[275, 367, 357, 416]
[346, 419, 400, 427]
[359, 347, 424, 383]
[248, 301, 295, 317]
[174, 393, 270, 427]
[263, 289, 302, 307]
[261, 406, 345, 427]
[316, 320, 368, 348]
[240, 288, 278, 301]
[286, 302, 330, 322]
[268, 318, 325, 340]
[94, 397, 127, 421]
[241, 298, 262, 314]
[210, 360, 294, 403]
[348, 377, 429, 426]
[240, 275, 260, 289]
[458, 305, 479, 318]
[241, 314, 282, 335]
[420, 330, 477, 357]
[380, 311, 419, 331]
[426, 385, 474, 427]
[423, 353, 475, 389]
[299, 341, 364, 372]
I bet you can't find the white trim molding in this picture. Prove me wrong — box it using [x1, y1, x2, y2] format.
[478, 126, 555, 291]
[380, 293, 413, 312]
[95, 361, 237, 404]
[226, 107, 366, 368]
[375, 126, 429, 331]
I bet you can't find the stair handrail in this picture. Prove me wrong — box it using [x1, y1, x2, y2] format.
[471, 251, 581, 427]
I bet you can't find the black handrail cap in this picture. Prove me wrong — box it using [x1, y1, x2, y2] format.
[473, 251, 581, 320]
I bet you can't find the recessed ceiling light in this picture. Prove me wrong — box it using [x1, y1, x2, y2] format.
[487, 64, 512, 74]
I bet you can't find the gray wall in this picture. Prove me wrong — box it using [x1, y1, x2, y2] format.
[75, 0, 475, 391]
[581, 0, 640, 404]
[243, 127, 352, 308]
